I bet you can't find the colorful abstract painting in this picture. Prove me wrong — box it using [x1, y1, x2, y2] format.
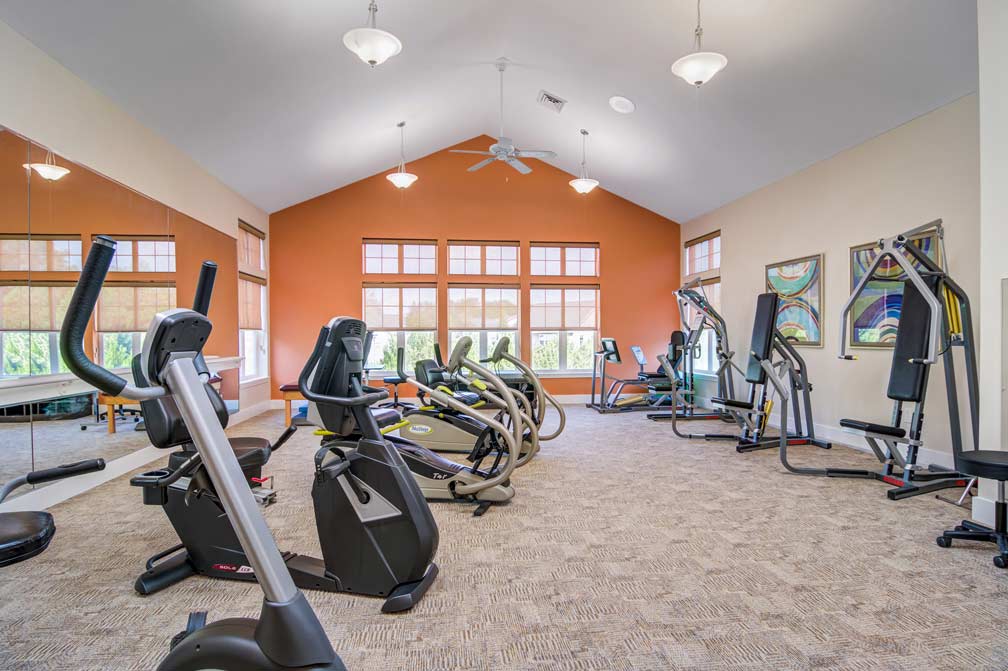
[765, 254, 823, 347]
[849, 232, 939, 347]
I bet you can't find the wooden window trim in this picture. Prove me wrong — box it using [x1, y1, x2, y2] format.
[238, 220, 266, 240]
[683, 230, 720, 249]
[239, 272, 268, 286]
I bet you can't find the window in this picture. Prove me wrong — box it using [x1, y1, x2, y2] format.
[529, 286, 598, 372]
[0, 236, 82, 272]
[239, 274, 268, 380]
[447, 242, 519, 275]
[530, 246, 561, 276]
[0, 284, 74, 377]
[686, 280, 722, 374]
[105, 236, 176, 273]
[447, 286, 519, 367]
[239, 221, 266, 273]
[362, 285, 437, 373]
[684, 231, 720, 276]
[96, 284, 176, 369]
[363, 240, 436, 275]
[530, 243, 599, 276]
[403, 244, 436, 274]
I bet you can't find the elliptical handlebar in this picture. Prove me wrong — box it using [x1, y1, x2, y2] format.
[59, 236, 165, 401]
[298, 327, 389, 407]
[192, 261, 217, 316]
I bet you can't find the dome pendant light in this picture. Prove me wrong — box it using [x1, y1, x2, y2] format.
[671, 0, 727, 87]
[343, 1, 402, 68]
[23, 148, 70, 181]
[386, 121, 418, 189]
[569, 129, 599, 195]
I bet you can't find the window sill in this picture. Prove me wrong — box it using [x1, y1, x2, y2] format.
[240, 376, 270, 388]
[533, 371, 594, 379]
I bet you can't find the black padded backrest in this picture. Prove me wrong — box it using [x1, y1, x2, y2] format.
[307, 318, 367, 436]
[668, 331, 686, 366]
[746, 293, 780, 384]
[415, 359, 446, 388]
[131, 354, 229, 449]
[887, 277, 938, 402]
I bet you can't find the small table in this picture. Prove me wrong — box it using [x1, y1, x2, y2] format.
[280, 383, 305, 427]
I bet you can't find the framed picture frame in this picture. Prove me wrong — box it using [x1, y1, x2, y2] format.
[765, 253, 823, 347]
[848, 230, 940, 348]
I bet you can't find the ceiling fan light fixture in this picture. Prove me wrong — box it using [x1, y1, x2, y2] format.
[387, 121, 417, 189]
[343, 1, 402, 67]
[672, 0, 727, 87]
[23, 149, 70, 181]
[671, 51, 727, 87]
[569, 177, 599, 194]
[570, 129, 599, 195]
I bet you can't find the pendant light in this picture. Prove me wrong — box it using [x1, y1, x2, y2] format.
[386, 121, 418, 189]
[343, 0, 402, 68]
[23, 148, 70, 181]
[569, 129, 599, 194]
[671, 0, 727, 87]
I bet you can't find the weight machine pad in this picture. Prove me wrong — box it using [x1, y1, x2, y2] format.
[839, 419, 906, 438]
[711, 397, 754, 410]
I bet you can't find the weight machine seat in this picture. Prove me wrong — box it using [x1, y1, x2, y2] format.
[0, 511, 55, 567]
[370, 407, 403, 429]
[838, 419, 906, 438]
[711, 397, 754, 410]
[956, 450, 1008, 481]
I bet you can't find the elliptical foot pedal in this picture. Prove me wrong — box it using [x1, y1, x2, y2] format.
[473, 501, 492, 517]
[169, 611, 207, 650]
[381, 563, 439, 613]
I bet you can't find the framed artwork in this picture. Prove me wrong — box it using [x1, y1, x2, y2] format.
[848, 230, 940, 347]
[765, 253, 823, 347]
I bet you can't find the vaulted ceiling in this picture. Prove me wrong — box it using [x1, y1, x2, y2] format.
[0, 1, 978, 221]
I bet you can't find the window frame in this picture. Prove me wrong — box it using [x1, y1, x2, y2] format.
[683, 230, 721, 278]
[530, 242, 599, 277]
[362, 239, 437, 276]
[529, 285, 600, 373]
[239, 272, 269, 382]
[447, 284, 521, 363]
[0, 234, 83, 272]
[94, 281, 177, 367]
[238, 220, 266, 274]
[446, 241, 519, 276]
[362, 283, 438, 375]
[683, 277, 721, 375]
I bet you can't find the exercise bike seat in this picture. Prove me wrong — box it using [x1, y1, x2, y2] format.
[169, 436, 272, 471]
[370, 407, 402, 429]
[839, 419, 906, 438]
[0, 510, 55, 567]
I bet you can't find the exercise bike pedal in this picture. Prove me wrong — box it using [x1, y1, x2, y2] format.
[169, 611, 207, 651]
[251, 485, 277, 507]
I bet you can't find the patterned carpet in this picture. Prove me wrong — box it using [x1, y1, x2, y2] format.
[0, 407, 1006, 671]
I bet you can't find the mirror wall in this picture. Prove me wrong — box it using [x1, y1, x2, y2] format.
[0, 126, 240, 494]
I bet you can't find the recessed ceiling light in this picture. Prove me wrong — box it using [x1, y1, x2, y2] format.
[608, 96, 636, 114]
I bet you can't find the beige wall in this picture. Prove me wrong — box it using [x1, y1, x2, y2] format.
[978, 1, 1008, 451]
[0, 20, 267, 237]
[682, 94, 980, 460]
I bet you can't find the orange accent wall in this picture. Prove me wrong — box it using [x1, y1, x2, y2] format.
[268, 135, 681, 397]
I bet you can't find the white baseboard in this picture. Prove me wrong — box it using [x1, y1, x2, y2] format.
[230, 399, 274, 426]
[971, 495, 996, 527]
[553, 394, 591, 404]
[0, 445, 165, 513]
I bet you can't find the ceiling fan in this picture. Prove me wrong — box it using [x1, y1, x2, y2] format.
[451, 58, 556, 175]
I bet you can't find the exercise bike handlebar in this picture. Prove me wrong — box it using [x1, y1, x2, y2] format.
[298, 327, 389, 407]
[59, 236, 165, 401]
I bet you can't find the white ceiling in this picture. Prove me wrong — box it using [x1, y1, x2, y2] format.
[0, 1, 978, 221]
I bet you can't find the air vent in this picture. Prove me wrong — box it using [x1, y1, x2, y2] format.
[537, 90, 566, 114]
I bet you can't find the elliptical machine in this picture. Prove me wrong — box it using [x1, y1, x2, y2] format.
[129, 265, 438, 613]
[61, 235, 343, 669]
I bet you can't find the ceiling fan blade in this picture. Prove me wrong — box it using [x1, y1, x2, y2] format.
[468, 157, 496, 172]
[506, 158, 532, 174]
[450, 150, 494, 155]
[514, 149, 556, 159]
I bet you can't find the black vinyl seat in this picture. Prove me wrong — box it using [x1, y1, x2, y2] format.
[711, 397, 754, 410]
[0, 511, 55, 567]
[956, 450, 1008, 482]
[371, 407, 403, 429]
[838, 419, 907, 438]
